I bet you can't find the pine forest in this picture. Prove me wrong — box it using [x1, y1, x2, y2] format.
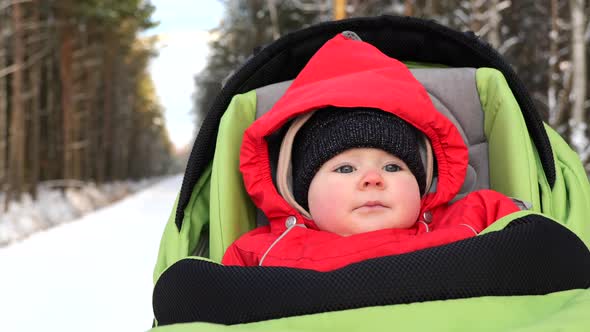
[2, 0, 590, 211]
[0, 0, 175, 208]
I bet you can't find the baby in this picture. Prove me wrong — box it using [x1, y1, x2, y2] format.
[221, 33, 520, 271]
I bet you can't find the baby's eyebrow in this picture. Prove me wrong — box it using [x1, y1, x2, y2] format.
[331, 161, 354, 166]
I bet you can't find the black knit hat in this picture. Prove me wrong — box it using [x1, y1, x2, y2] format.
[292, 107, 426, 210]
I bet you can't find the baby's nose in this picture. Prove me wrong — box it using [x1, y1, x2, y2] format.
[361, 171, 384, 189]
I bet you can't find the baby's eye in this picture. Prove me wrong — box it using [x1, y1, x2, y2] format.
[384, 164, 401, 172]
[335, 165, 355, 173]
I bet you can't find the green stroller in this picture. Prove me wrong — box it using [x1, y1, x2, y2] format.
[150, 16, 590, 331]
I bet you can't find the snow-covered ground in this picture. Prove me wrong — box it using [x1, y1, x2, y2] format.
[0, 175, 182, 332]
[0, 179, 157, 246]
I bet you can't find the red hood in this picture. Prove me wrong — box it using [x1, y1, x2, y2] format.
[240, 34, 468, 232]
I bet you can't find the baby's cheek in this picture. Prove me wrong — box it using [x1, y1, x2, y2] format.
[308, 194, 334, 219]
[397, 176, 421, 226]
[307, 172, 355, 233]
[308, 186, 346, 230]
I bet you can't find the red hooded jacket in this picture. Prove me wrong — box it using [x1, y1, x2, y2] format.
[221, 34, 519, 272]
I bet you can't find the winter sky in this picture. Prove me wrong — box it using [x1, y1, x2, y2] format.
[145, 0, 224, 150]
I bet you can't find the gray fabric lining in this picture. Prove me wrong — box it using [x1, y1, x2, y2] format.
[411, 69, 486, 148]
[255, 80, 291, 119]
[254, 68, 490, 225]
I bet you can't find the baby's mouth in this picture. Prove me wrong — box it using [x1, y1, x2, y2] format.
[355, 201, 388, 210]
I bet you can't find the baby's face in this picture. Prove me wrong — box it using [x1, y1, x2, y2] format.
[307, 148, 421, 236]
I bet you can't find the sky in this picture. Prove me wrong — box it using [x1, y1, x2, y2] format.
[145, 0, 225, 150]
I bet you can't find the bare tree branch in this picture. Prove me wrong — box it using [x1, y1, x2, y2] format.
[497, 35, 520, 54]
[290, 0, 330, 12]
[0, 46, 50, 79]
[0, 64, 18, 78]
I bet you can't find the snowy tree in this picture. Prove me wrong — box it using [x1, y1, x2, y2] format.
[568, 0, 588, 164]
[192, 0, 590, 175]
[192, 0, 323, 125]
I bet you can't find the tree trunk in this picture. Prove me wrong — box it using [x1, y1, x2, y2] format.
[60, 24, 74, 180]
[99, 42, 114, 182]
[488, 0, 501, 48]
[0, 2, 8, 197]
[404, 0, 415, 16]
[87, 40, 101, 181]
[112, 62, 123, 179]
[469, 0, 483, 33]
[548, 0, 561, 127]
[333, 0, 347, 20]
[568, 0, 588, 162]
[266, 0, 280, 39]
[424, 0, 438, 16]
[82, 41, 100, 181]
[7, 1, 26, 205]
[122, 77, 133, 178]
[29, 0, 42, 198]
[113, 62, 132, 180]
[104, 53, 113, 181]
[71, 30, 85, 180]
[45, 41, 59, 180]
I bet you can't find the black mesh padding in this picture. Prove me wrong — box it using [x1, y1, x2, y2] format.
[153, 216, 590, 326]
[175, 16, 554, 231]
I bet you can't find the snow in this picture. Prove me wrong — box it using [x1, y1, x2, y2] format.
[570, 119, 590, 164]
[0, 179, 156, 246]
[0, 175, 182, 332]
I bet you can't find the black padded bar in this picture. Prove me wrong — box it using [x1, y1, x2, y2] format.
[154, 216, 590, 325]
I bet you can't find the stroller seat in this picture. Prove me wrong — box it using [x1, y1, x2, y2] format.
[150, 16, 590, 331]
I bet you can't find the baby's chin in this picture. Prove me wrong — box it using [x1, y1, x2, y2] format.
[336, 221, 414, 236]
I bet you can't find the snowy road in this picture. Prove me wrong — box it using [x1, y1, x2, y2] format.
[0, 175, 182, 332]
